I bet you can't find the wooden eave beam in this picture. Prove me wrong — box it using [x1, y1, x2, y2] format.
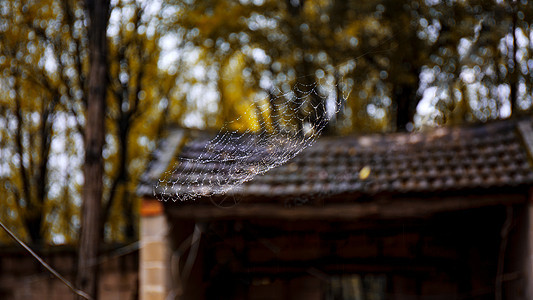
[163, 193, 526, 221]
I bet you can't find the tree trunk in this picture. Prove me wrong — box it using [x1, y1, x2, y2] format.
[510, 0, 518, 115]
[395, 84, 417, 132]
[77, 0, 109, 299]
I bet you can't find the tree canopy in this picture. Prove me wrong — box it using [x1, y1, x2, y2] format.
[1, 0, 532, 245]
[0, 0, 171, 245]
[168, 0, 533, 132]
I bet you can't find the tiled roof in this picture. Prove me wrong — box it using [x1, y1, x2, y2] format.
[138, 118, 533, 200]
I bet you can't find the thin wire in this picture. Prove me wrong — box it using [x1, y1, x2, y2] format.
[0, 218, 92, 300]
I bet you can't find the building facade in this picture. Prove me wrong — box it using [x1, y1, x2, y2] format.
[139, 118, 533, 300]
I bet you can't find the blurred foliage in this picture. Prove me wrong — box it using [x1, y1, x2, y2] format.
[0, 0, 171, 245]
[167, 0, 533, 132]
[1, 0, 533, 245]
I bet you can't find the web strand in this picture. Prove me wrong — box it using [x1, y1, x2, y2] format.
[155, 76, 347, 202]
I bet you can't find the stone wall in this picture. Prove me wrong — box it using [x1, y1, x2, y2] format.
[0, 246, 138, 300]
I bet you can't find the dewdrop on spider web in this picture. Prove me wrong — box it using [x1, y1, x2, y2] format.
[154, 76, 348, 203]
[154, 79, 345, 203]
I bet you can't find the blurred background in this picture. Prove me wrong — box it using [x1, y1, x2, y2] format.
[0, 0, 531, 264]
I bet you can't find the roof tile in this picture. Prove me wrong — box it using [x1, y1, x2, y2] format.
[140, 118, 533, 200]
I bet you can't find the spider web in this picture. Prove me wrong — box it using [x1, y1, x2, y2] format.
[155, 76, 347, 202]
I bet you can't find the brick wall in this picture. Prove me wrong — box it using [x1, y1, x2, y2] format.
[140, 198, 170, 300]
[0, 246, 138, 300]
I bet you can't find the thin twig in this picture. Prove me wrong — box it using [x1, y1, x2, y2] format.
[181, 224, 202, 284]
[495, 206, 513, 300]
[0, 219, 92, 300]
[170, 223, 203, 299]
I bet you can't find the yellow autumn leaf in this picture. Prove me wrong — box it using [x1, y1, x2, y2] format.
[359, 166, 371, 180]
